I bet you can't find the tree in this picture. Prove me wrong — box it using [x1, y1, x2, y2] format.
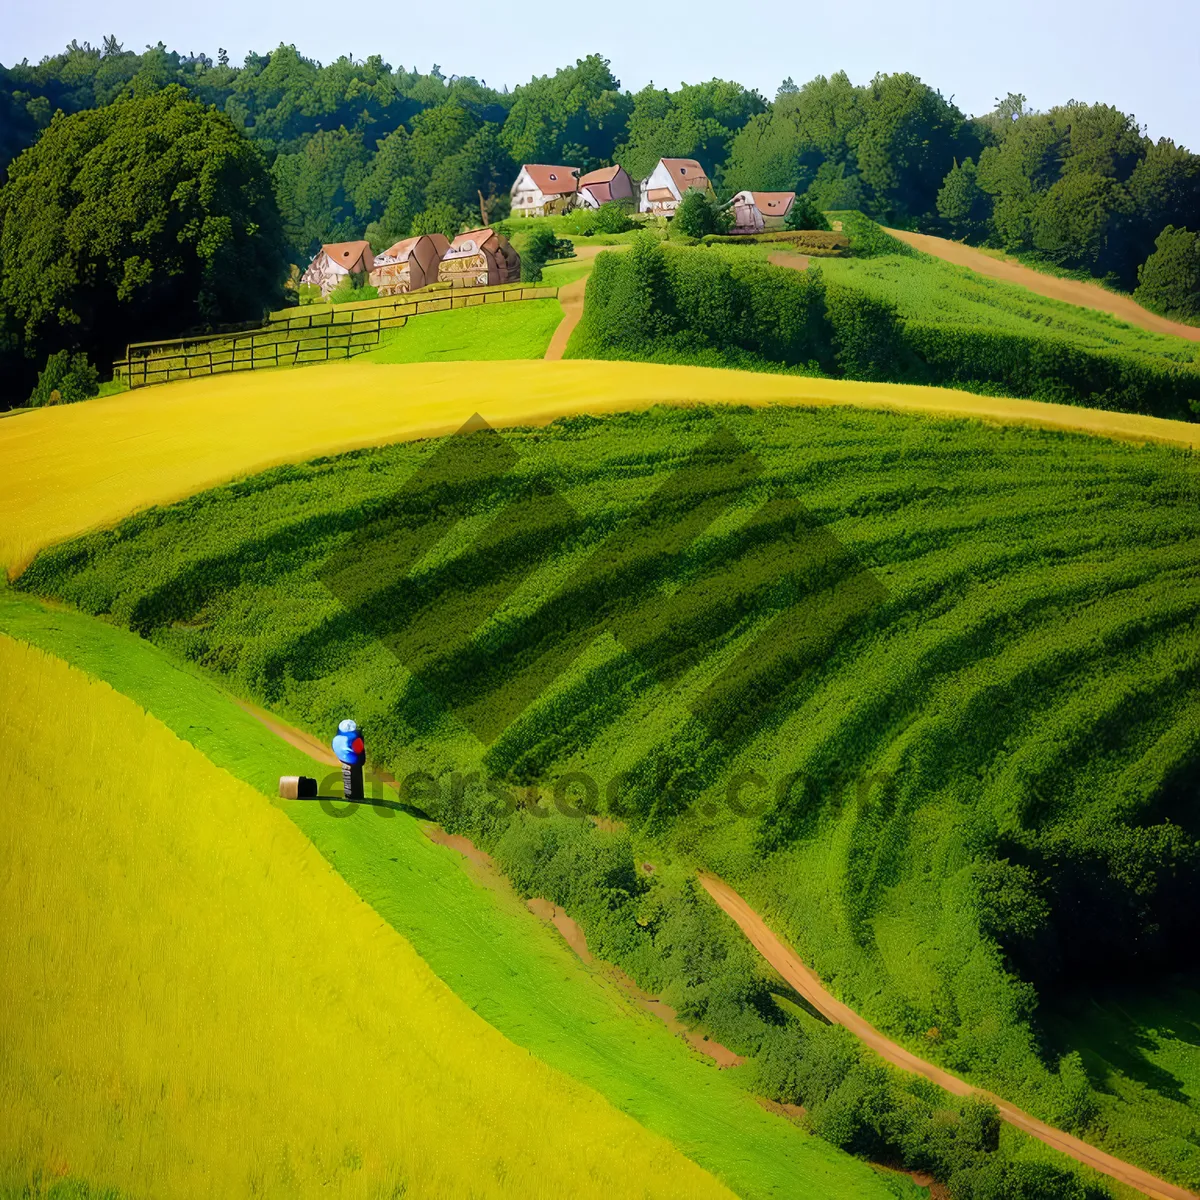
[411, 202, 466, 240]
[672, 188, 731, 238]
[937, 158, 990, 238]
[1134, 225, 1200, 320]
[500, 55, 630, 167]
[0, 86, 288, 386]
[785, 194, 831, 231]
[28, 350, 99, 406]
[272, 126, 369, 258]
[617, 79, 766, 183]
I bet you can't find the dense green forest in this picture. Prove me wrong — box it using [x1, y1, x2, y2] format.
[1, 40, 1198, 400]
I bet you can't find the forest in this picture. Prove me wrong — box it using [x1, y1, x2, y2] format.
[1, 41, 1198, 399]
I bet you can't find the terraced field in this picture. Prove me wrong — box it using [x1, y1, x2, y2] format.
[16, 400, 1200, 1190]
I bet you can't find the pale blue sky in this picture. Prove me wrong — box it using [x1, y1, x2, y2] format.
[4, 0, 1198, 150]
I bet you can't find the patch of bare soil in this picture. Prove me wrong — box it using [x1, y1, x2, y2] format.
[767, 251, 811, 271]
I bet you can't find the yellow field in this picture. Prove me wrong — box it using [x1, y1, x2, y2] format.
[0, 634, 735, 1200]
[2, 358, 1198, 577]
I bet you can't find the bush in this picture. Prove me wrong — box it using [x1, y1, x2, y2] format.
[785, 195, 831, 232]
[327, 279, 378, 306]
[595, 202, 636, 235]
[1135, 225, 1200, 322]
[28, 350, 100, 407]
[673, 189, 731, 239]
[521, 226, 558, 282]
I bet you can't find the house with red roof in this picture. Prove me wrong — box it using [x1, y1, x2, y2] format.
[728, 190, 796, 235]
[300, 241, 375, 298]
[438, 227, 521, 287]
[510, 164, 581, 216]
[577, 165, 635, 209]
[369, 233, 450, 296]
[638, 158, 712, 217]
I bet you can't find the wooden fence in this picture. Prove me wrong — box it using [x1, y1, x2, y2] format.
[113, 284, 560, 389]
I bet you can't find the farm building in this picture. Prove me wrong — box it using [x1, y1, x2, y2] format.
[577, 165, 635, 209]
[638, 158, 712, 217]
[300, 241, 374, 298]
[510, 164, 581, 216]
[369, 233, 451, 296]
[728, 191, 796, 234]
[438, 227, 521, 288]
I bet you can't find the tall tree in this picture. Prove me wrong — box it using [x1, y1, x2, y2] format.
[0, 85, 287, 390]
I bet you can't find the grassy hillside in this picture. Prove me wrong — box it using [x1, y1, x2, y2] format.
[362, 299, 564, 363]
[10, 358, 1198, 580]
[15, 401, 1200, 1190]
[0, 632, 744, 1200]
[0, 590, 915, 1200]
[568, 221, 1200, 419]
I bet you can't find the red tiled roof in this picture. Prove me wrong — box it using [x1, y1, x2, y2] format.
[520, 164, 580, 196]
[579, 165, 624, 186]
[659, 158, 708, 185]
[751, 191, 796, 213]
[321, 240, 373, 271]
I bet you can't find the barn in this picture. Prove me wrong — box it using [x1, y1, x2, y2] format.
[369, 234, 451, 296]
[300, 241, 374, 298]
[438, 228, 521, 288]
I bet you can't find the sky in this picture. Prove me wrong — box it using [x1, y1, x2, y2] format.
[4, 0, 1199, 150]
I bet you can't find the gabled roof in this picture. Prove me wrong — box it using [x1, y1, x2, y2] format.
[519, 164, 580, 196]
[645, 187, 677, 202]
[382, 233, 451, 262]
[321, 240, 373, 271]
[659, 158, 708, 183]
[579, 165, 625, 186]
[750, 191, 796, 212]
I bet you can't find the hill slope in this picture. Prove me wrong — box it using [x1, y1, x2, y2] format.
[0, 633, 740, 1200]
[16, 401, 1200, 1189]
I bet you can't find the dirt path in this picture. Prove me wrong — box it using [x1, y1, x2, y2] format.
[767, 251, 810, 271]
[698, 873, 1198, 1200]
[544, 274, 588, 361]
[883, 228, 1200, 343]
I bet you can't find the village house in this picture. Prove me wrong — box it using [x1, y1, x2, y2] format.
[638, 158, 712, 217]
[438, 227, 521, 287]
[369, 233, 451, 296]
[300, 240, 374, 298]
[728, 190, 796, 235]
[576, 165, 635, 209]
[510, 164, 581, 216]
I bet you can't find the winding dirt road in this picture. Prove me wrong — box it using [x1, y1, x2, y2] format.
[544, 274, 588, 360]
[882, 228, 1200, 343]
[698, 873, 1198, 1200]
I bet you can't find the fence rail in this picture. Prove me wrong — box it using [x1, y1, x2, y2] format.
[114, 284, 560, 389]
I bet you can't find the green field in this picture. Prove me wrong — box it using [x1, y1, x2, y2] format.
[362, 298, 564, 363]
[568, 217, 1200, 419]
[0, 585, 919, 1200]
[15, 400, 1200, 1192]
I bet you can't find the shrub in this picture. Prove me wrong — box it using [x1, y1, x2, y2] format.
[328, 279, 378, 306]
[673, 189, 731, 239]
[28, 350, 100, 407]
[521, 226, 559, 282]
[785, 195, 831, 232]
[1135, 225, 1200, 322]
[594, 202, 636, 234]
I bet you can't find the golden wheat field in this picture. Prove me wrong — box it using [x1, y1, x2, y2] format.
[3, 358, 1197, 577]
[0, 634, 736, 1200]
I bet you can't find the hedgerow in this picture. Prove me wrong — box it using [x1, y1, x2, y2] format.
[566, 229, 1200, 419]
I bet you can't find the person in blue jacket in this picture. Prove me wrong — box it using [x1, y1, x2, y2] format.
[332, 718, 366, 801]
